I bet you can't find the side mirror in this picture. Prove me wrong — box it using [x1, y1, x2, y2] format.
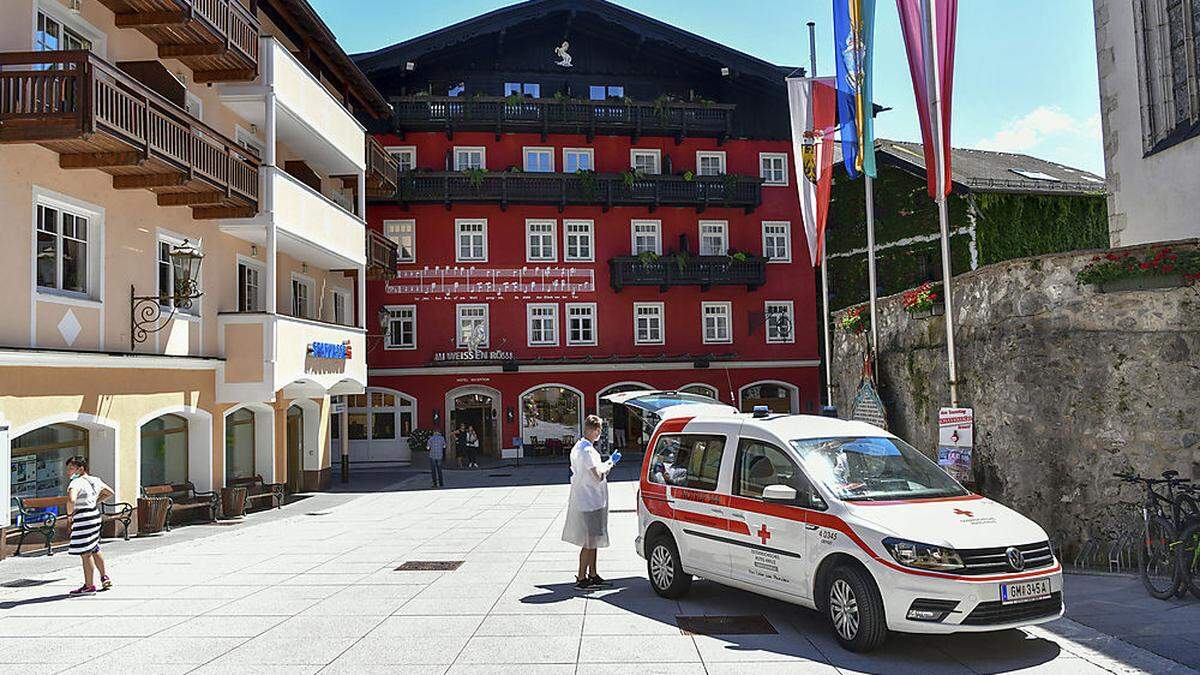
[762, 484, 797, 503]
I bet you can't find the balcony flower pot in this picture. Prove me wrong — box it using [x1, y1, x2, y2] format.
[902, 281, 941, 320]
[1097, 274, 1186, 293]
[906, 302, 945, 319]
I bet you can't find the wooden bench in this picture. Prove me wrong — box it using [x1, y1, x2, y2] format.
[141, 482, 219, 530]
[9, 496, 132, 556]
[229, 475, 285, 512]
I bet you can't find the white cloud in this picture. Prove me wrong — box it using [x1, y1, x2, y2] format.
[975, 105, 1100, 154]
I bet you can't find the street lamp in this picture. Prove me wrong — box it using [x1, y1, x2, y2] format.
[130, 240, 204, 349]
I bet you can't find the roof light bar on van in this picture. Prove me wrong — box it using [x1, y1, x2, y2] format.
[752, 405, 770, 418]
[882, 537, 966, 572]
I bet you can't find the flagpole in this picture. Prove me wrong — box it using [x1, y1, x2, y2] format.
[808, 21, 834, 408]
[920, 0, 959, 406]
[865, 174, 879, 355]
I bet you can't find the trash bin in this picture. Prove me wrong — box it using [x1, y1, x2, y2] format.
[137, 497, 170, 535]
[221, 486, 248, 519]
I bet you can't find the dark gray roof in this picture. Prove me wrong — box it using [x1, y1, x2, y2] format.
[876, 139, 1106, 195]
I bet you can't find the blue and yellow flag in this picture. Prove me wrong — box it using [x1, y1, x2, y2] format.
[833, 0, 877, 178]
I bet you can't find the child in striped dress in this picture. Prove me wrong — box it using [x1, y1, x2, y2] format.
[64, 456, 113, 596]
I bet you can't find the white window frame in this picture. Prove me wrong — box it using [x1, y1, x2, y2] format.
[698, 220, 729, 257]
[761, 221, 792, 263]
[562, 147, 595, 173]
[631, 220, 662, 255]
[702, 301, 732, 344]
[455, 219, 488, 262]
[331, 288, 351, 326]
[633, 302, 664, 345]
[453, 146, 486, 171]
[526, 303, 560, 347]
[156, 230, 200, 317]
[522, 146, 555, 172]
[563, 220, 594, 262]
[764, 300, 795, 344]
[236, 254, 265, 312]
[32, 188, 103, 303]
[525, 219, 558, 262]
[456, 304, 490, 349]
[290, 273, 314, 320]
[387, 146, 416, 172]
[33, 1, 107, 58]
[566, 302, 597, 346]
[384, 219, 416, 264]
[384, 304, 417, 350]
[696, 150, 727, 176]
[629, 148, 661, 174]
[759, 152, 789, 186]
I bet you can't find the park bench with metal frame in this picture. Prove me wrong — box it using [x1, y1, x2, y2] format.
[9, 495, 132, 556]
[140, 482, 219, 530]
[230, 475, 285, 512]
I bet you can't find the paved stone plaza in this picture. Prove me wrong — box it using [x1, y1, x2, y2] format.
[0, 465, 1196, 674]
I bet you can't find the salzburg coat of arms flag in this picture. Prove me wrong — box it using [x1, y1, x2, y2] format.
[786, 76, 837, 266]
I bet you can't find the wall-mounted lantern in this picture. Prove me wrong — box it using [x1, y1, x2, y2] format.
[130, 239, 203, 349]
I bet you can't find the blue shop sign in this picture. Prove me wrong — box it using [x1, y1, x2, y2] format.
[308, 341, 351, 360]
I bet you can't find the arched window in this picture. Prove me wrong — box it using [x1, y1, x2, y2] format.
[11, 423, 88, 500]
[141, 414, 188, 487]
[520, 386, 582, 448]
[739, 382, 797, 413]
[225, 408, 256, 482]
[680, 384, 719, 400]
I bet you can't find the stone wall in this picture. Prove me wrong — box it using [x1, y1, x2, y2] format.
[830, 239, 1200, 554]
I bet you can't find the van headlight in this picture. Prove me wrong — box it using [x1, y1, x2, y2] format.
[882, 537, 965, 571]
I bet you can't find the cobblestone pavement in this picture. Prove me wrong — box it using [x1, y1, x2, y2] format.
[1, 465, 1195, 674]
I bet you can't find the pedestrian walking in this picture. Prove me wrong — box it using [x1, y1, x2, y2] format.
[63, 456, 113, 596]
[427, 429, 446, 487]
[465, 425, 480, 468]
[562, 414, 620, 590]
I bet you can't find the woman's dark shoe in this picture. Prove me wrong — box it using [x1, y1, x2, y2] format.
[574, 577, 593, 591]
[100, 575, 112, 591]
[69, 585, 96, 596]
[587, 575, 612, 587]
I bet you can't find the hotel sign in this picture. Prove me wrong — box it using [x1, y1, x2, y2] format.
[308, 341, 352, 360]
[433, 349, 514, 363]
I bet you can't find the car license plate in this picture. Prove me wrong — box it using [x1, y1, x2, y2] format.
[1000, 578, 1051, 604]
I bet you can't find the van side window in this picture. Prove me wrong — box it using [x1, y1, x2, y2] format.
[647, 434, 726, 491]
[736, 439, 822, 507]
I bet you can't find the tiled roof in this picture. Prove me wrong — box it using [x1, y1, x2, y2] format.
[876, 139, 1106, 195]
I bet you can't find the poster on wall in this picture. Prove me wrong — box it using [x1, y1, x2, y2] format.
[937, 407, 974, 484]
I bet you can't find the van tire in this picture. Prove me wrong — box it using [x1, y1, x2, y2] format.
[646, 534, 692, 598]
[826, 564, 888, 652]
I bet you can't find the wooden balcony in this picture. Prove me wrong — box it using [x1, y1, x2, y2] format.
[99, 0, 260, 82]
[389, 171, 762, 213]
[0, 50, 258, 219]
[365, 134, 399, 199]
[366, 227, 398, 279]
[609, 255, 768, 292]
[391, 95, 735, 143]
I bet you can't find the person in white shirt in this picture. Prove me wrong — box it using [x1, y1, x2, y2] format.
[562, 414, 621, 590]
[64, 456, 114, 596]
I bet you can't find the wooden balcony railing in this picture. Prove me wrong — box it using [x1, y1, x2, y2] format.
[389, 171, 762, 213]
[0, 50, 258, 218]
[365, 134, 399, 199]
[391, 95, 736, 143]
[609, 255, 769, 291]
[102, 0, 260, 82]
[366, 228, 398, 279]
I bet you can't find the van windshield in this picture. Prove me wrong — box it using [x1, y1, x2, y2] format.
[789, 436, 968, 501]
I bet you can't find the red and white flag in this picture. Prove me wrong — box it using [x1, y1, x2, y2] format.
[786, 76, 838, 266]
[896, 0, 958, 198]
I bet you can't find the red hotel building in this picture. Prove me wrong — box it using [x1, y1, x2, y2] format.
[350, 0, 820, 464]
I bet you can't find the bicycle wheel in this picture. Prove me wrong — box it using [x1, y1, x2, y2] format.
[1138, 515, 1180, 599]
[1178, 521, 1200, 600]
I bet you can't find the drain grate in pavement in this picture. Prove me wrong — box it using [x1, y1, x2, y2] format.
[305, 511, 332, 516]
[395, 560, 464, 571]
[676, 615, 778, 635]
[610, 509, 636, 513]
[1, 578, 59, 588]
[488, 473, 513, 477]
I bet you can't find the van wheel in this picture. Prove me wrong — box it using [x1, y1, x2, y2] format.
[647, 534, 692, 598]
[826, 565, 888, 652]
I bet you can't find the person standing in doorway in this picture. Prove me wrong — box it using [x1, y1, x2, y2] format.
[562, 414, 620, 590]
[454, 423, 467, 468]
[63, 456, 113, 595]
[465, 425, 480, 468]
[427, 429, 446, 487]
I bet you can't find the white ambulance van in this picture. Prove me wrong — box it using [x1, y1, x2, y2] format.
[607, 391, 1063, 652]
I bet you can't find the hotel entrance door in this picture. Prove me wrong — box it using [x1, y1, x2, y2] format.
[451, 393, 497, 461]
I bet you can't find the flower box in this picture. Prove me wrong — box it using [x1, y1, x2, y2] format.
[907, 302, 945, 319]
[1097, 274, 1186, 294]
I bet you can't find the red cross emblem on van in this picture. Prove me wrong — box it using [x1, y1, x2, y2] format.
[757, 524, 771, 545]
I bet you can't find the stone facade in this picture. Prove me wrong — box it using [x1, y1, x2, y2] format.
[831, 239, 1199, 553]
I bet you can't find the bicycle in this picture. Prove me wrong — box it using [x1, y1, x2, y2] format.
[1113, 471, 1196, 599]
[1174, 481, 1200, 599]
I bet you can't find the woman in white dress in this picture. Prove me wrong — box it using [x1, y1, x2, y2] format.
[64, 456, 114, 596]
[562, 414, 621, 590]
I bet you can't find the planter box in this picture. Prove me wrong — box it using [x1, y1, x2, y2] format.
[906, 303, 945, 320]
[1097, 274, 1185, 293]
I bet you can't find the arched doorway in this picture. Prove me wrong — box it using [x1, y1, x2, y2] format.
[11, 423, 88, 501]
[445, 385, 500, 463]
[739, 381, 799, 413]
[679, 383, 720, 400]
[285, 405, 304, 494]
[597, 382, 653, 452]
[140, 414, 188, 487]
[519, 385, 583, 456]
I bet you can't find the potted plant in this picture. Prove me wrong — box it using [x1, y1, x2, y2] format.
[576, 169, 598, 201]
[902, 281, 942, 319]
[461, 167, 488, 187]
[841, 305, 868, 335]
[1076, 246, 1199, 293]
[637, 250, 661, 269]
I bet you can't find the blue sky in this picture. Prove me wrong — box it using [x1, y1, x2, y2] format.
[313, 0, 1104, 174]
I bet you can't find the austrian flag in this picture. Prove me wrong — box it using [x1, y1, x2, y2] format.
[786, 76, 838, 266]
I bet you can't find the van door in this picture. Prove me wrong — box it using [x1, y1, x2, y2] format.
[644, 427, 733, 579]
[725, 438, 818, 600]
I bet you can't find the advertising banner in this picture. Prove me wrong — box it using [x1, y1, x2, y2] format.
[937, 406, 973, 483]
